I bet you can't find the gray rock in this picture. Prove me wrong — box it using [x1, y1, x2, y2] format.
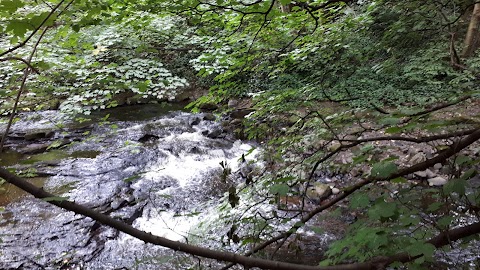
[138, 134, 159, 143]
[428, 176, 447, 186]
[415, 169, 436, 178]
[189, 117, 201, 126]
[230, 118, 243, 125]
[433, 163, 443, 170]
[202, 128, 223, 139]
[227, 99, 239, 108]
[468, 175, 480, 188]
[410, 152, 426, 164]
[111, 198, 125, 210]
[426, 169, 436, 178]
[24, 130, 55, 141]
[199, 102, 218, 111]
[203, 113, 216, 121]
[331, 187, 340, 195]
[230, 109, 254, 119]
[306, 183, 332, 203]
[18, 143, 49, 154]
[414, 170, 428, 178]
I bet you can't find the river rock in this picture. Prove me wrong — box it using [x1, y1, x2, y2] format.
[24, 130, 55, 141]
[203, 113, 216, 121]
[111, 198, 126, 210]
[230, 109, 254, 119]
[433, 163, 443, 170]
[428, 176, 447, 186]
[227, 99, 239, 108]
[138, 134, 160, 143]
[414, 169, 435, 179]
[306, 183, 332, 203]
[199, 102, 218, 111]
[18, 143, 49, 154]
[331, 187, 340, 195]
[468, 175, 480, 188]
[202, 128, 223, 139]
[409, 152, 426, 164]
[189, 117, 201, 126]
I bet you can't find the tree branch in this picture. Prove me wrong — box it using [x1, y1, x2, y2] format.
[338, 128, 479, 144]
[0, 57, 41, 74]
[0, 0, 69, 57]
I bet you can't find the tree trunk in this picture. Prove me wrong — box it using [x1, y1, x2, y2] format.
[462, 3, 480, 57]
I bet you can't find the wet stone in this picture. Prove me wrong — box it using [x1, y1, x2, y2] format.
[189, 117, 201, 126]
[203, 113, 216, 121]
[24, 130, 55, 141]
[17, 143, 49, 154]
[138, 134, 160, 143]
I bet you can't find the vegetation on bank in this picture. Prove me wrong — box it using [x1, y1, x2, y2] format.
[1, 0, 480, 269]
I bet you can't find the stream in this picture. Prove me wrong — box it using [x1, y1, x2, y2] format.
[0, 104, 257, 269]
[2, 104, 480, 270]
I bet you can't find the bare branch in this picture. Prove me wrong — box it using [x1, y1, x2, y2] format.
[338, 128, 479, 144]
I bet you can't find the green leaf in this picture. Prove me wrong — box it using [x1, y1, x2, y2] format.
[460, 168, 476, 180]
[0, 0, 25, 14]
[391, 177, 407, 183]
[371, 161, 398, 178]
[360, 144, 374, 152]
[42, 196, 69, 202]
[269, 183, 289, 196]
[377, 202, 397, 218]
[400, 216, 420, 226]
[279, 0, 291, 5]
[318, 259, 332, 266]
[72, 24, 80, 32]
[407, 242, 435, 259]
[437, 216, 454, 229]
[30, 12, 57, 28]
[369, 201, 398, 220]
[349, 193, 370, 209]
[137, 81, 150, 93]
[443, 179, 466, 195]
[123, 175, 141, 183]
[455, 155, 471, 166]
[47, 139, 65, 150]
[385, 126, 403, 134]
[6, 20, 33, 38]
[427, 201, 443, 212]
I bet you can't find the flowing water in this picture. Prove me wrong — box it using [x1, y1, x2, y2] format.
[2, 104, 479, 270]
[0, 104, 258, 269]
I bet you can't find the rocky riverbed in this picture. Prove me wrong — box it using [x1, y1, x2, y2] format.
[0, 104, 261, 269]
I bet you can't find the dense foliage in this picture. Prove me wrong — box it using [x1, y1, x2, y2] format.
[1, 0, 480, 269]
